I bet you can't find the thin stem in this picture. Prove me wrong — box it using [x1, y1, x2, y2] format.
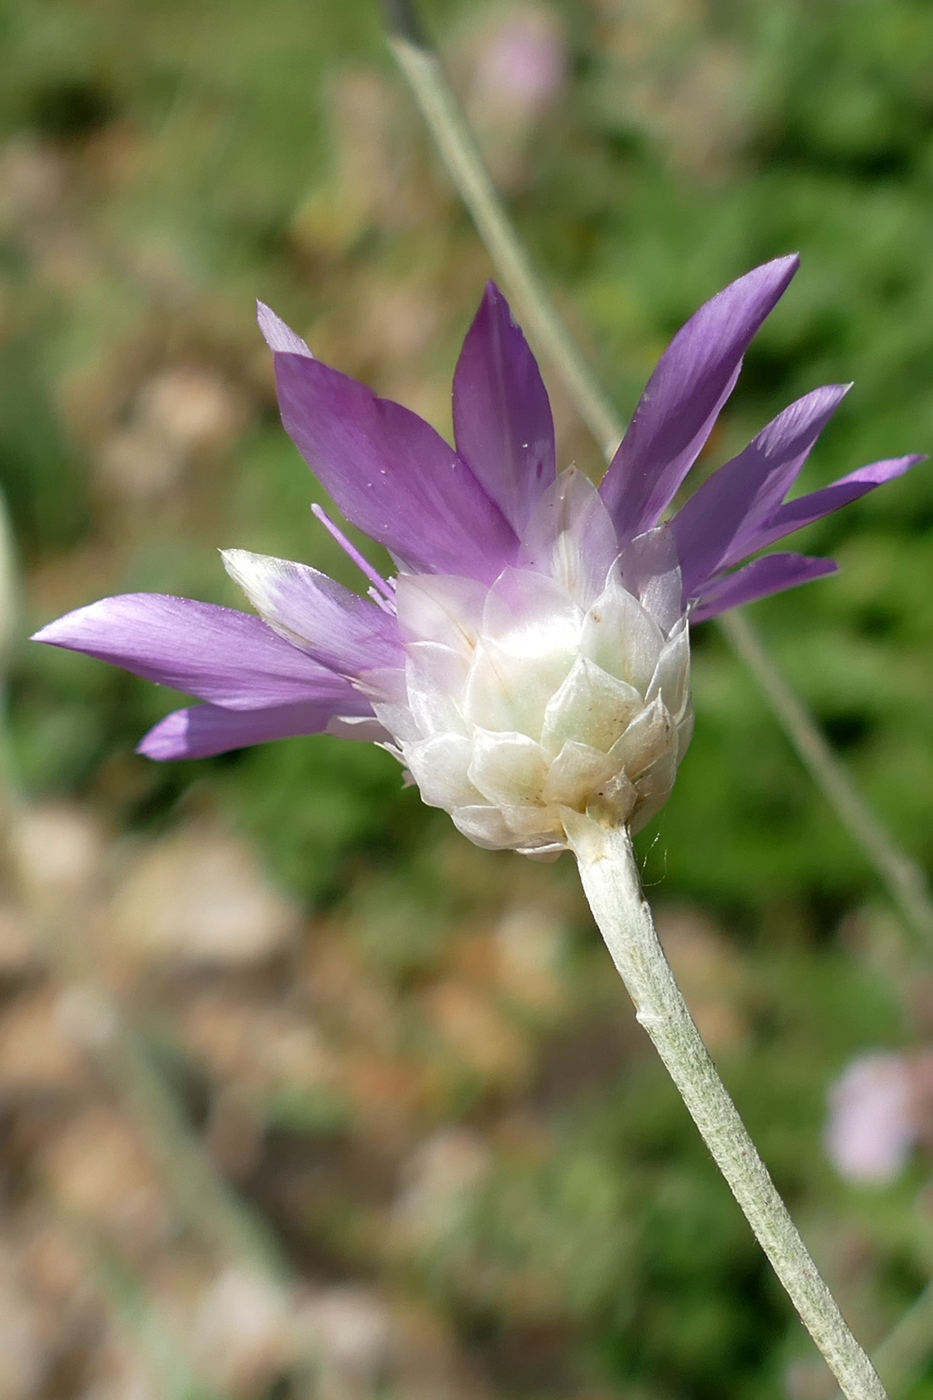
[83, 987, 290, 1277]
[386, 30, 623, 461]
[812, 1276, 933, 1399]
[380, 0, 428, 46]
[382, 2, 933, 957]
[0, 787, 289, 1280]
[567, 814, 887, 1400]
[79, 1223, 225, 1400]
[718, 609, 933, 951]
[870, 1279, 933, 1395]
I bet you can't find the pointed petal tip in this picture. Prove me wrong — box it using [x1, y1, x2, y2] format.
[30, 608, 90, 647]
[136, 712, 185, 761]
[256, 301, 313, 358]
[894, 451, 926, 470]
[450, 282, 555, 537]
[736, 251, 799, 301]
[477, 280, 517, 327]
[731, 450, 928, 560]
[768, 251, 800, 281]
[219, 544, 251, 571]
[484, 282, 531, 338]
[600, 253, 806, 536]
[724, 253, 800, 310]
[844, 452, 927, 486]
[691, 552, 838, 621]
[219, 546, 268, 598]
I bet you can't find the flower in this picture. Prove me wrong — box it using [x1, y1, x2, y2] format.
[33, 256, 922, 858]
[826, 1048, 933, 1185]
[825, 1052, 917, 1185]
[469, 7, 567, 126]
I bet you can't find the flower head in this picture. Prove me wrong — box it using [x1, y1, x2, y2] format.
[33, 257, 922, 857]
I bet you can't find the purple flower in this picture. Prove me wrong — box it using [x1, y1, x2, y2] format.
[33, 256, 922, 857]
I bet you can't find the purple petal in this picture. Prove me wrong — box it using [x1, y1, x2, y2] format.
[272, 353, 517, 582]
[452, 283, 556, 533]
[732, 454, 925, 557]
[221, 550, 403, 672]
[32, 595, 363, 710]
[600, 255, 800, 538]
[673, 384, 851, 596]
[138, 697, 372, 760]
[691, 553, 838, 622]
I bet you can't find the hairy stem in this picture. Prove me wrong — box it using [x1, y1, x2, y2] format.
[819, 1277, 933, 1399]
[568, 815, 887, 1400]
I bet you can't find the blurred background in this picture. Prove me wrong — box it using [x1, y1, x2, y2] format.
[0, 0, 933, 1397]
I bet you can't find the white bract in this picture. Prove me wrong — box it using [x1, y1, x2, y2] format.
[363, 470, 693, 859]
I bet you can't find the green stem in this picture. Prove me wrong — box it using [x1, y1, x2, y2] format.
[568, 815, 888, 1400]
[80, 986, 289, 1277]
[829, 1276, 933, 1399]
[80, 1225, 225, 1400]
[718, 609, 933, 951]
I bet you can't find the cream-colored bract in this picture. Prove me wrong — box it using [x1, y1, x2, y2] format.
[224, 469, 692, 859]
[358, 468, 693, 858]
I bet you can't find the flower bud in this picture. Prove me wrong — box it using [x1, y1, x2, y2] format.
[362, 470, 693, 859]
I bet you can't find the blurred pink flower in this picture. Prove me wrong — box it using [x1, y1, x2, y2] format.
[470, 7, 566, 124]
[825, 1053, 915, 1185]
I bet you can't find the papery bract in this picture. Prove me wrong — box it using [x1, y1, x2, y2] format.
[33, 262, 923, 857]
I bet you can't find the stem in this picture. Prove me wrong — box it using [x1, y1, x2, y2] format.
[870, 1280, 933, 1396]
[80, 1224, 224, 1400]
[87, 990, 289, 1277]
[386, 30, 622, 461]
[567, 813, 888, 1400]
[795, 1287, 933, 1400]
[382, 5, 933, 959]
[718, 609, 933, 951]
[813, 1276, 933, 1400]
[0, 790, 289, 1281]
